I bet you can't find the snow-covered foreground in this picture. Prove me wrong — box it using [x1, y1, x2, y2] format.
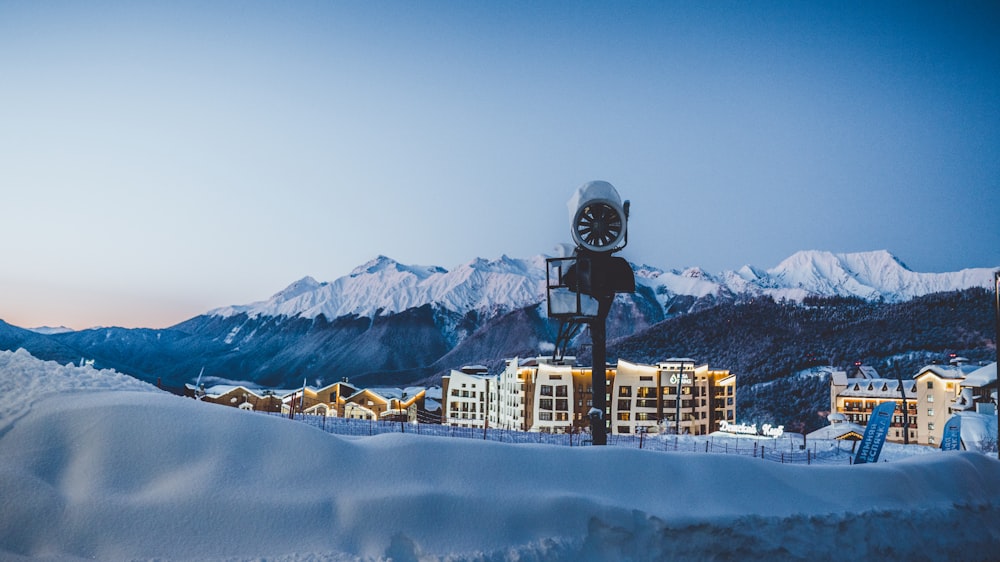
[2, 349, 1000, 561]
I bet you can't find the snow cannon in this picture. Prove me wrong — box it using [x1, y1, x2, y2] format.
[567, 180, 629, 254]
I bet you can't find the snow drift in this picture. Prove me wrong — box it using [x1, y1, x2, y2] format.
[2, 348, 1000, 560]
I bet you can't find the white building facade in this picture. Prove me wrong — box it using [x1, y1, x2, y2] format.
[442, 367, 491, 428]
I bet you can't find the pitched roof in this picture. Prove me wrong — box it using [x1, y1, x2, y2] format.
[915, 364, 977, 380]
[962, 363, 997, 388]
[839, 379, 915, 399]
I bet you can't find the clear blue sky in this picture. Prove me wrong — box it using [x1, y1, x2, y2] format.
[2, 1, 998, 330]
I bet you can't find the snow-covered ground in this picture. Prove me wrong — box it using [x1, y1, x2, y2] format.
[2, 348, 1000, 561]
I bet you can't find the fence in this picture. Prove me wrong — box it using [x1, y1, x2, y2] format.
[264, 412, 860, 465]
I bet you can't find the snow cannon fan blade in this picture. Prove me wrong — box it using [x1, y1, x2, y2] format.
[567, 181, 628, 253]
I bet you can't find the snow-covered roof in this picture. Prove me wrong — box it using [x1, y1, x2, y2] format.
[830, 371, 849, 386]
[854, 365, 879, 379]
[202, 384, 265, 399]
[916, 364, 978, 380]
[958, 411, 998, 451]
[807, 420, 867, 440]
[839, 379, 916, 399]
[401, 386, 427, 398]
[962, 363, 997, 388]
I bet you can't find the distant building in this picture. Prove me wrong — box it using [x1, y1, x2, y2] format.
[481, 356, 735, 436]
[829, 358, 994, 446]
[185, 384, 283, 413]
[950, 362, 998, 416]
[612, 359, 735, 436]
[806, 412, 865, 442]
[832, 368, 918, 444]
[442, 366, 492, 428]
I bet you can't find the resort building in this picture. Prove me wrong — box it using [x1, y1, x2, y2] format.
[830, 358, 994, 446]
[486, 356, 610, 434]
[950, 362, 998, 416]
[611, 359, 736, 436]
[481, 356, 735, 436]
[186, 384, 283, 413]
[831, 367, 918, 444]
[442, 366, 492, 428]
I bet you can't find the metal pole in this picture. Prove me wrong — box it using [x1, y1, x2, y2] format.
[590, 317, 607, 446]
[675, 363, 683, 435]
[994, 271, 999, 460]
[896, 369, 909, 445]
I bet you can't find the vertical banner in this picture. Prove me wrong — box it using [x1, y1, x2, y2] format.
[940, 414, 962, 451]
[855, 401, 896, 464]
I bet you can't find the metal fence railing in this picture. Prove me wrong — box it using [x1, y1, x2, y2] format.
[264, 412, 861, 465]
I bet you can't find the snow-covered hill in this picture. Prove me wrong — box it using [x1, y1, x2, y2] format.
[3, 348, 1000, 560]
[208, 250, 997, 321]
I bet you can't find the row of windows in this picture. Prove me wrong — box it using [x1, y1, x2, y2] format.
[538, 385, 569, 397]
[538, 398, 570, 411]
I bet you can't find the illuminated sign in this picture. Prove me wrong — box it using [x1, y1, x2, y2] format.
[719, 420, 757, 435]
[668, 373, 692, 385]
[719, 420, 784, 438]
[761, 423, 784, 438]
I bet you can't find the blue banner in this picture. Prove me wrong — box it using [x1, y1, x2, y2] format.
[940, 415, 962, 451]
[855, 401, 896, 464]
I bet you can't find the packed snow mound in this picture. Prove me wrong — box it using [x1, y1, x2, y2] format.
[0, 348, 161, 436]
[2, 350, 1000, 560]
[205, 250, 998, 322]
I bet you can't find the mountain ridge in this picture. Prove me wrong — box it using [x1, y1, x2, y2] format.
[1, 250, 995, 432]
[197, 249, 997, 326]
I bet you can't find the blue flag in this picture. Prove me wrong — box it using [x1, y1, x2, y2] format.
[855, 401, 896, 464]
[940, 415, 962, 451]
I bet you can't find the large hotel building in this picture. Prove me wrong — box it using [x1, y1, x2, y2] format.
[829, 358, 997, 446]
[444, 356, 736, 435]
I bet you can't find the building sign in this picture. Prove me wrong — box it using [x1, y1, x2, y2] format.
[940, 415, 962, 451]
[761, 423, 784, 438]
[719, 420, 784, 438]
[719, 420, 757, 435]
[668, 373, 692, 385]
[854, 401, 896, 464]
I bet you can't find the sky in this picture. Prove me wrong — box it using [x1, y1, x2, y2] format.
[2, 347, 1000, 559]
[1, 1, 999, 330]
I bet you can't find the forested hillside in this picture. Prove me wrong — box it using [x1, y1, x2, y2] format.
[608, 288, 996, 432]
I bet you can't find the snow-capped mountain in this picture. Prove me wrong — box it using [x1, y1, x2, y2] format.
[208, 250, 997, 323]
[5, 249, 993, 391]
[638, 249, 996, 310]
[208, 255, 549, 321]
